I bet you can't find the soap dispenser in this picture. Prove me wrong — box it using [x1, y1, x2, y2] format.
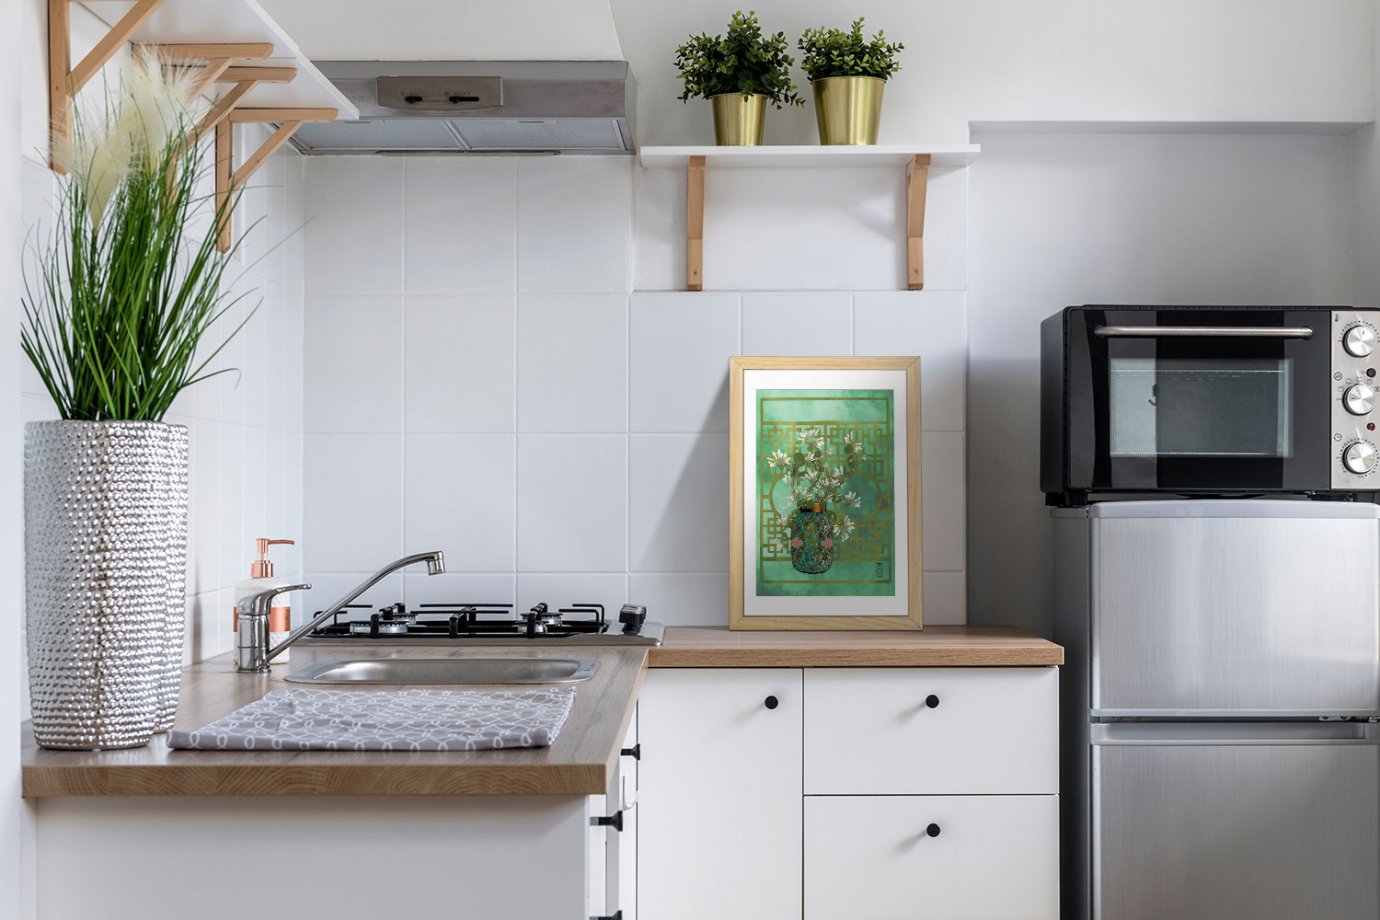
[233, 538, 297, 664]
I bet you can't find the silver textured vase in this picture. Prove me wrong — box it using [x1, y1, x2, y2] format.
[24, 421, 189, 750]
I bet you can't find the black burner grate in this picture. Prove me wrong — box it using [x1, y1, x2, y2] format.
[308, 602, 611, 639]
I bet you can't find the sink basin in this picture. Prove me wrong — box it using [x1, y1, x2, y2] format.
[283, 657, 599, 685]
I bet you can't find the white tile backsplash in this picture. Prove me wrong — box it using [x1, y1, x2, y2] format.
[405, 158, 517, 295]
[516, 435, 627, 572]
[517, 295, 628, 433]
[404, 295, 516, 433]
[403, 572, 515, 607]
[305, 157, 405, 295]
[921, 571, 967, 626]
[628, 572, 730, 627]
[299, 152, 970, 626]
[517, 158, 631, 293]
[629, 434, 729, 573]
[304, 294, 404, 432]
[304, 433, 403, 572]
[920, 431, 966, 572]
[855, 292, 968, 432]
[517, 573, 630, 620]
[741, 293, 854, 356]
[404, 433, 516, 572]
[629, 292, 739, 433]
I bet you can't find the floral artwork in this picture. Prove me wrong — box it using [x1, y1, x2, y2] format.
[755, 389, 895, 597]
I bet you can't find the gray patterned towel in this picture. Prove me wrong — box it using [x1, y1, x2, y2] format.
[167, 687, 576, 752]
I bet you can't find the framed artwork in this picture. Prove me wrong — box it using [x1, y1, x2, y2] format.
[729, 356, 922, 630]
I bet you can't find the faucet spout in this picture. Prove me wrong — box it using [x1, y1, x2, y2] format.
[234, 550, 447, 673]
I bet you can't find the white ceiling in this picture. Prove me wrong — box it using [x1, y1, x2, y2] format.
[257, 0, 624, 61]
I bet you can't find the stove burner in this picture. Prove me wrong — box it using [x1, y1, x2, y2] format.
[306, 601, 628, 640]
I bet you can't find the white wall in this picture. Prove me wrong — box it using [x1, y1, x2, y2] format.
[300, 155, 971, 625]
[2, 0, 24, 911]
[967, 130, 1355, 635]
[609, 0, 1373, 146]
[260, 0, 624, 61]
[1352, 2, 1380, 306]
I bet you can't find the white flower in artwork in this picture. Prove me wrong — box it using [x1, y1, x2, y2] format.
[843, 490, 862, 508]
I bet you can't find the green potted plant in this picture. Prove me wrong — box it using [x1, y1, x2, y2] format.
[674, 10, 803, 145]
[798, 18, 904, 145]
[21, 53, 251, 750]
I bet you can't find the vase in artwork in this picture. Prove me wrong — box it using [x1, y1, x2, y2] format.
[789, 502, 836, 575]
[24, 421, 189, 750]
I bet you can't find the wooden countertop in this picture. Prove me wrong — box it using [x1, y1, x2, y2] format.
[22, 626, 1059, 798]
[22, 647, 647, 798]
[651, 625, 1063, 668]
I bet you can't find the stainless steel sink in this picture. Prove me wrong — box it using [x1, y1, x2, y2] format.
[283, 657, 599, 685]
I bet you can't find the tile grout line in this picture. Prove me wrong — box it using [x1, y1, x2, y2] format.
[399, 159, 409, 602]
[512, 160, 521, 591]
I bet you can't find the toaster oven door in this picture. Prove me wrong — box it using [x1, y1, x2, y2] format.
[1065, 307, 1331, 494]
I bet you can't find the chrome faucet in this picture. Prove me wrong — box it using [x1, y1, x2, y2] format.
[234, 550, 446, 672]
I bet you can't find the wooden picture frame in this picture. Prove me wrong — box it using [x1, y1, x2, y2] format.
[729, 356, 922, 630]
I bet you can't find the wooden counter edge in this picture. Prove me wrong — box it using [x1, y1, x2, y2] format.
[646, 646, 1064, 667]
[22, 762, 611, 798]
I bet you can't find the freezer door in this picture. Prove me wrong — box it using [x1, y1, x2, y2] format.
[1092, 723, 1380, 920]
[1091, 509, 1380, 716]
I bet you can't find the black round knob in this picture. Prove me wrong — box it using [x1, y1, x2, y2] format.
[924, 694, 940, 709]
[925, 823, 941, 838]
[764, 695, 779, 710]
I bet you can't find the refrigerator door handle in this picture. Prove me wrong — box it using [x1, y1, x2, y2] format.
[1091, 722, 1380, 745]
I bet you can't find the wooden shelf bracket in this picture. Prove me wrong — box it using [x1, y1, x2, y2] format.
[676, 150, 938, 292]
[213, 107, 335, 251]
[906, 154, 931, 291]
[686, 155, 706, 291]
[48, 0, 167, 168]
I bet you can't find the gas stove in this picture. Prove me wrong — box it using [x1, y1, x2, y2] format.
[301, 601, 664, 646]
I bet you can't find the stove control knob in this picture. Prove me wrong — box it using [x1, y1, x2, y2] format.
[1345, 324, 1377, 358]
[1344, 440, 1378, 475]
[1346, 384, 1378, 416]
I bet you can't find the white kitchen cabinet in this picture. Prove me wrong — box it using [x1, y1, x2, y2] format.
[637, 666, 1059, 919]
[804, 794, 1060, 920]
[637, 668, 803, 920]
[803, 666, 1059, 794]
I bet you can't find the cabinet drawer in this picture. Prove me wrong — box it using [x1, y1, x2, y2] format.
[803, 667, 1057, 794]
[804, 794, 1059, 920]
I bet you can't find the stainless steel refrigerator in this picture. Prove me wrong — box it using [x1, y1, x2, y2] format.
[1054, 500, 1380, 920]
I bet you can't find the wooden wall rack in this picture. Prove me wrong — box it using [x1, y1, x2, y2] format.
[48, 0, 356, 250]
[638, 145, 979, 292]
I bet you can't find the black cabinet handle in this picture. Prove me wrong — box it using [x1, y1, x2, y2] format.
[620, 743, 641, 761]
[764, 695, 780, 710]
[592, 811, 624, 833]
[924, 694, 940, 709]
[925, 823, 942, 838]
[592, 912, 623, 920]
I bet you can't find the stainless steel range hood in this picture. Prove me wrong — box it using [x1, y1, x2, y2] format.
[289, 61, 635, 155]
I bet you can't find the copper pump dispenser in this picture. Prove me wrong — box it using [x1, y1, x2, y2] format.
[233, 539, 297, 657]
[251, 538, 294, 579]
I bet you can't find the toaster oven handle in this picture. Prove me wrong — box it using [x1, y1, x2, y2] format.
[1094, 325, 1314, 338]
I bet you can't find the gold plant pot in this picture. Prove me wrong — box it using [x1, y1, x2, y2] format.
[711, 92, 767, 146]
[812, 76, 886, 145]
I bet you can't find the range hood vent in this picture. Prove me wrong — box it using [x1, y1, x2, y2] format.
[289, 61, 635, 155]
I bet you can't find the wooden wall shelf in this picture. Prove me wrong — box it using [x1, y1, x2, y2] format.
[637, 144, 980, 291]
[50, 0, 358, 249]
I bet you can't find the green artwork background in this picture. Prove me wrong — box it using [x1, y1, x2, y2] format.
[755, 388, 896, 597]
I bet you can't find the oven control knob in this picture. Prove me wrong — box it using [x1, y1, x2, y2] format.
[1343, 440, 1378, 475]
[1344, 324, 1377, 357]
[1345, 384, 1377, 416]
